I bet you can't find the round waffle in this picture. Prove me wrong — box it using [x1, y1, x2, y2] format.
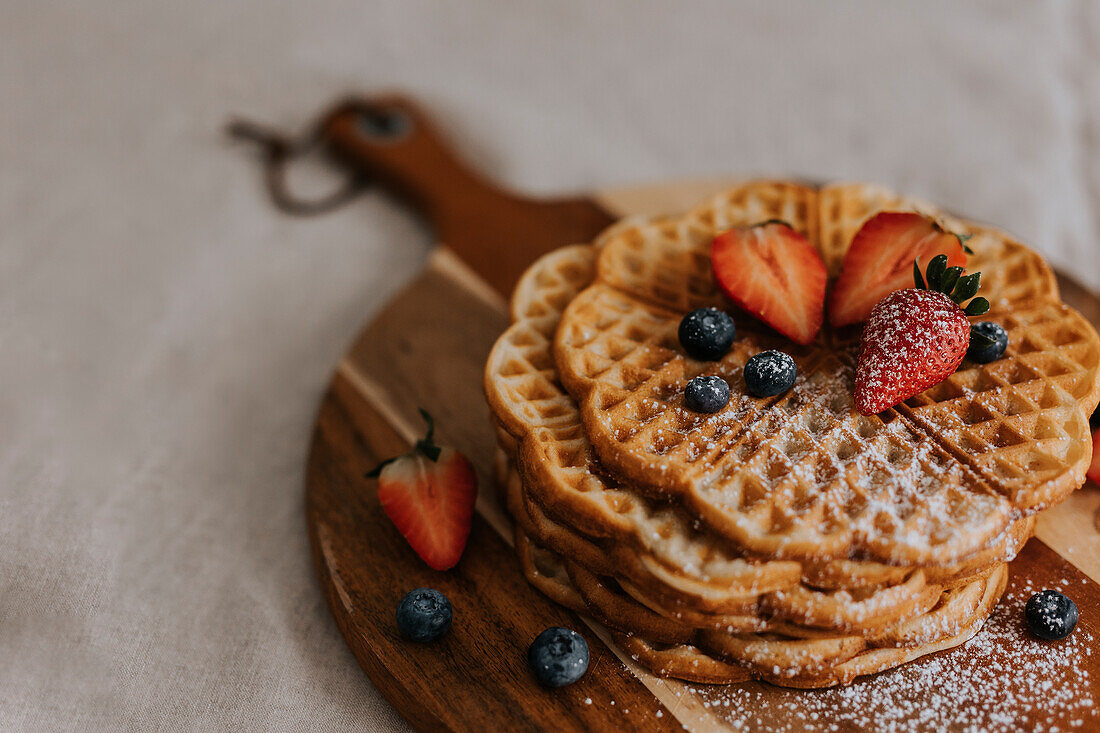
[550, 181, 1100, 564]
[487, 228, 1034, 624]
[484, 180, 1100, 685]
[486, 234, 1033, 582]
[514, 520, 1008, 688]
[505, 451, 1026, 635]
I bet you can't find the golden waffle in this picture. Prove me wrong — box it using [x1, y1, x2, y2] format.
[486, 237, 1031, 631]
[484, 180, 1098, 685]
[514, 521, 1008, 689]
[550, 181, 1100, 564]
[508, 420, 1029, 621]
[506, 456, 1015, 638]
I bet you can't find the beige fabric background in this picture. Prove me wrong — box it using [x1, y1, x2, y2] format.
[3, 1, 1099, 730]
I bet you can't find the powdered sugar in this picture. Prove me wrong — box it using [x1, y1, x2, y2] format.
[675, 581, 1095, 732]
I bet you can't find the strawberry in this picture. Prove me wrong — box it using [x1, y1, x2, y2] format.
[367, 410, 477, 571]
[829, 212, 969, 328]
[854, 256, 990, 415]
[1087, 427, 1100, 485]
[711, 220, 827, 345]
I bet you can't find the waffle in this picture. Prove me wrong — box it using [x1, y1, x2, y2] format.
[514, 517, 1007, 688]
[487, 238, 1030, 564]
[488, 228, 1029, 611]
[484, 180, 1100, 686]
[486, 248, 1025, 647]
[551, 181, 1100, 564]
[505, 456, 1019, 639]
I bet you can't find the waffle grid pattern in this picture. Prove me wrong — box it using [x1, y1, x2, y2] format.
[486, 232, 1027, 625]
[552, 181, 1099, 563]
[483, 180, 1100, 686]
[513, 508, 1007, 688]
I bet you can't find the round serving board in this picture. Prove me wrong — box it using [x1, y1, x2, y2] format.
[302, 96, 1100, 732]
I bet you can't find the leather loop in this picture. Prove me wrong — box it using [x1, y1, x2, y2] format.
[226, 118, 367, 216]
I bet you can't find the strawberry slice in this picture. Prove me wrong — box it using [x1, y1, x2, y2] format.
[1087, 428, 1100, 485]
[711, 221, 826, 345]
[368, 410, 477, 571]
[829, 212, 968, 328]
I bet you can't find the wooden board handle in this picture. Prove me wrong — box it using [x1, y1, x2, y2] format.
[319, 95, 616, 296]
[320, 95, 499, 219]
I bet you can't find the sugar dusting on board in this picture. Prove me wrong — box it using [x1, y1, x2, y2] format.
[672, 581, 1095, 732]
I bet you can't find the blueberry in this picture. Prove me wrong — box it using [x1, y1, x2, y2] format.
[1090, 405, 1099, 431]
[967, 321, 1008, 363]
[528, 627, 589, 687]
[1025, 589, 1078, 641]
[396, 588, 452, 642]
[684, 375, 730, 413]
[744, 350, 797, 397]
[678, 308, 736, 360]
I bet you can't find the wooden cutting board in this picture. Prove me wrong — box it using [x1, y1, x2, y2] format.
[302, 96, 1100, 732]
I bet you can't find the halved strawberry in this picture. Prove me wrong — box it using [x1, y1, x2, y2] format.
[368, 410, 477, 571]
[829, 212, 968, 328]
[1087, 427, 1100, 485]
[711, 221, 826, 345]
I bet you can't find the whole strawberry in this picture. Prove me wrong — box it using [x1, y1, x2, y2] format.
[855, 255, 989, 415]
[367, 409, 478, 571]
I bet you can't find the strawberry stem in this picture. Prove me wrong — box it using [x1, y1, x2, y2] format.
[413, 408, 443, 462]
[954, 232, 974, 254]
[755, 218, 794, 230]
[913, 259, 927, 289]
[366, 409, 443, 477]
[951, 273, 981, 304]
[928, 217, 974, 254]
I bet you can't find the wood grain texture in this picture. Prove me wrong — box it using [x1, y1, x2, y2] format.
[308, 370, 676, 732]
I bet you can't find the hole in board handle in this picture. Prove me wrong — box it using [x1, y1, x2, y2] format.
[356, 108, 412, 142]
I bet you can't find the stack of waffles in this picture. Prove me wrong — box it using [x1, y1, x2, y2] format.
[483, 181, 1100, 688]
